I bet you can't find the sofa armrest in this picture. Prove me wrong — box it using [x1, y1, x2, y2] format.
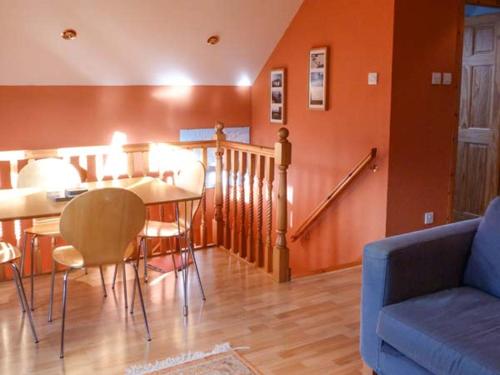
[360, 218, 480, 371]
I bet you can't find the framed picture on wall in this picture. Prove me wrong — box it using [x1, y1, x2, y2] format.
[270, 68, 286, 124]
[308, 47, 328, 110]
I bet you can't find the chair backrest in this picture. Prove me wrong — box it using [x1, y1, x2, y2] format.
[60, 188, 146, 267]
[17, 158, 81, 190]
[173, 160, 206, 228]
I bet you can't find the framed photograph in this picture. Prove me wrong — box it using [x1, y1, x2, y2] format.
[308, 47, 328, 110]
[270, 68, 286, 124]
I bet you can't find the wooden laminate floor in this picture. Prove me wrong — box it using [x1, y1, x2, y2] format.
[0, 248, 369, 375]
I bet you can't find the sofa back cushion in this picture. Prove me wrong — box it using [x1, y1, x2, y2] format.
[464, 197, 500, 297]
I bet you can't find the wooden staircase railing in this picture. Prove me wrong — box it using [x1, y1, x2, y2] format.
[212, 124, 291, 282]
[290, 148, 377, 243]
[0, 123, 292, 283]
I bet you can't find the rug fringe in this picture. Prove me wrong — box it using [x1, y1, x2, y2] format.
[125, 342, 234, 375]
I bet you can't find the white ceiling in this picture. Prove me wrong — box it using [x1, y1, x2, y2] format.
[0, 0, 303, 85]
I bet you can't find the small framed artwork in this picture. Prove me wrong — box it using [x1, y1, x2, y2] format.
[308, 47, 328, 110]
[270, 68, 286, 124]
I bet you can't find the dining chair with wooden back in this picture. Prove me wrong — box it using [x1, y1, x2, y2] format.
[17, 158, 82, 310]
[51, 187, 150, 358]
[0, 241, 39, 343]
[132, 160, 206, 316]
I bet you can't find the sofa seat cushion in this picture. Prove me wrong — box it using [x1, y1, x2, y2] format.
[377, 287, 500, 375]
[464, 197, 500, 298]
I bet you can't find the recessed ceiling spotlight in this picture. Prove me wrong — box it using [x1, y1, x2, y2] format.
[207, 35, 219, 45]
[61, 29, 77, 40]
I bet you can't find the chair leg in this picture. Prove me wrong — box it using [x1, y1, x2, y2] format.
[13, 264, 26, 312]
[30, 235, 37, 310]
[20, 233, 28, 277]
[169, 238, 178, 279]
[11, 263, 39, 343]
[122, 262, 128, 309]
[130, 273, 136, 315]
[143, 238, 148, 283]
[111, 264, 118, 290]
[60, 270, 70, 358]
[179, 236, 189, 317]
[99, 266, 107, 298]
[48, 258, 57, 322]
[131, 262, 152, 341]
[130, 238, 144, 314]
[187, 240, 206, 301]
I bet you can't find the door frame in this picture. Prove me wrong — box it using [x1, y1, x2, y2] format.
[448, 0, 500, 222]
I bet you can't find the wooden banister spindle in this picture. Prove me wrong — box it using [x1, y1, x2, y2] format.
[201, 146, 208, 247]
[246, 153, 256, 262]
[224, 148, 232, 249]
[142, 152, 150, 176]
[9, 160, 18, 188]
[127, 153, 135, 178]
[78, 155, 89, 182]
[256, 155, 265, 267]
[95, 154, 104, 181]
[231, 149, 239, 253]
[265, 156, 275, 272]
[238, 151, 247, 258]
[212, 122, 226, 246]
[273, 128, 292, 282]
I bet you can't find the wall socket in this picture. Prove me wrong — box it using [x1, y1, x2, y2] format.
[424, 212, 434, 225]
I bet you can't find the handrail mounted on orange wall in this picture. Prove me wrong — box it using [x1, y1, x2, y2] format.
[290, 148, 377, 242]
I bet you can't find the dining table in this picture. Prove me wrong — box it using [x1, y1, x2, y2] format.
[0, 176, 202, 315]
[0, 176, 201, 221]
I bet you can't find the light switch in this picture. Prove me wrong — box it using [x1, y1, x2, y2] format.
[442, 73, 452, 85]
[424, 212, 434, 225]
[432, 72, 442, 85]
[368, 72, 378, 86]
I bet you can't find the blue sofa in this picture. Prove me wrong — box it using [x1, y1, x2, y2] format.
[361, 198, 500, 375]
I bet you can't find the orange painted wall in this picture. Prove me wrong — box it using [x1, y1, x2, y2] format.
[0, 85, 250, 150]
[251, 0, 395, 276]
[386, 0, 463, 235]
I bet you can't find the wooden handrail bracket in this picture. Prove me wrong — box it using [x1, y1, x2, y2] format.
[290, 148, 377, 242]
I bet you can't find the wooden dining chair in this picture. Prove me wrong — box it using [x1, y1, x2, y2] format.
[17, 158, 83, 310]
[50, 188, 150, 358]
[0, 241, 39, 343]
[130, 160, 206, 315]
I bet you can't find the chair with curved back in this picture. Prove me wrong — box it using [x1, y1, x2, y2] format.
[51, 187, 150, 358]
[130, 160, 207, 316]
[17, 158, 82, 310]
[0, 241, 38, 343]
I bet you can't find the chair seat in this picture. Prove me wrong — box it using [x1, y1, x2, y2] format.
[0, 242, 21, 264]
[52, 246, 84, 269]
[141, 220, 185, 238]
[377, 287, 500, 375]
[25, 219, 60, 237]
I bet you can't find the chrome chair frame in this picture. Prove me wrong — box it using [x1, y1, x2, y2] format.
[130, 199, 206, 316]
[1, 241, 39, 343]
[11, 262, 39, 343]
[58, 261, 150, 358]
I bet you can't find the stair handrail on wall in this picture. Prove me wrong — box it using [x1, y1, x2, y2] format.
[290, 148, 377, 243]
[0, 123, 292, 283]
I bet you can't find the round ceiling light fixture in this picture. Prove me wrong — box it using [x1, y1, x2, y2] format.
[61, 29, 77, 40]
[206, 35, 220, 45]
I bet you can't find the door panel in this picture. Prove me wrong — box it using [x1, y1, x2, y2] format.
[454, 14, 500, 220]
[470, 65, 493, 128]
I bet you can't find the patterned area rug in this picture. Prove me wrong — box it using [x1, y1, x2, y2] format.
[126, 343, 260, 375]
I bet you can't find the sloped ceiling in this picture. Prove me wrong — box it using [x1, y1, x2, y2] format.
[0, 0, 303, 85]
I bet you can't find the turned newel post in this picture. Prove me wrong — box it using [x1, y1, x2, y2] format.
[213, 121, 226, 246]
[273, 128, 292, 282]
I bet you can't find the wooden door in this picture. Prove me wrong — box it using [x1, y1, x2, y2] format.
[454, 14, 500, 220]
